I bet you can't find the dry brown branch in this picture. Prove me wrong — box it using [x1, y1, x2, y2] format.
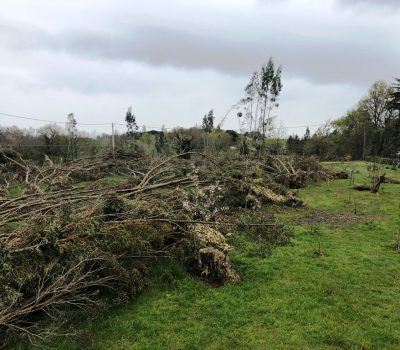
[353, 175, 385, 193]
[0, 256, 118, 347]
[384, 177, 400, 184]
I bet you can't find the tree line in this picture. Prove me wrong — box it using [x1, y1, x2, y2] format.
[287, 79, 400, 161]
[1, 58, 399, 164]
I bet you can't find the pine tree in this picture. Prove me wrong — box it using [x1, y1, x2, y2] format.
[126, 106, 138, 137]
[304, 127, 311, 140]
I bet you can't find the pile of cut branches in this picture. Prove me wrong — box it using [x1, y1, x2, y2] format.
[263, 155, 348, 188]
[0, 150, 331, 347]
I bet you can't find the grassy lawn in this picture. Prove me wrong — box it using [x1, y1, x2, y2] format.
[57, 162, 400, 349]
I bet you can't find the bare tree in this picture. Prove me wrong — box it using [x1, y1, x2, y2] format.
[242, 71, 260, 136]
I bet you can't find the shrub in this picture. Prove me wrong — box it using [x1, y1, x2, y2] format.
[102, 195, 126, 221]
[235, 212, 294, 258]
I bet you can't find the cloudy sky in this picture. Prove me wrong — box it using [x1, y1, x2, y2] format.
[0, 0, 399, 135]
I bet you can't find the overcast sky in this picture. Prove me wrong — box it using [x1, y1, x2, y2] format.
[0, 0, 399, 135]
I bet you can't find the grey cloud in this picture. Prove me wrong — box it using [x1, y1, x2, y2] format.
[336, 0, 400, 9]
[61, 27, 259, 74]
[57, 26, 398, 86]
[39, 63, 171, 95]
[0, 0, 397, 131]
[2, 22, 398, 88]
[0, 7, 398, 91]
[0, 19, 54, 51]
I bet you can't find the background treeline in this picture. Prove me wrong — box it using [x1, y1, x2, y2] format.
[288, 79, 400, 161]
[0, 123, 245, 162]
[0, 123, 290, 163]
[1, 78, 399, 164]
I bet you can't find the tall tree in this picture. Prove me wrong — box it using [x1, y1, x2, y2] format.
[242, 71, 260, 135]
[202, 110, 214, 133]
[359, 81, 393, 156]
[304, 127, 311, 140]
[259, 58, 282, 141]
[384, 78, 400, 157]
[66, 113, 78, 159]
[388, 78, 400, 115]
[331, 108, 372, 159]
[125, 106, 138, 137]
[359, 81, 393, 128]
[239, 57, 282, 146]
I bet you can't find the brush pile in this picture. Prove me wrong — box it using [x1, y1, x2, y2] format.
[263, 155, 348, 188]
[0, 149, 340, 347]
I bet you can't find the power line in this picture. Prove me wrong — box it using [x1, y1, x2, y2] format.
[284, 123, 324, 129]
[113, 123, 175, 130]
[0, 112, 111, 126]
[0, 112, 175, 129]
[0, 111, 326, 131]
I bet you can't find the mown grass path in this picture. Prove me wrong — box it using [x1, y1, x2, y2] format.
[64, 162, 400, 349]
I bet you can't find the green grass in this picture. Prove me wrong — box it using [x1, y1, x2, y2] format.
[100, 175, 128, 186]
[53, 162, 400, 349]
[9, 185, 24, 197]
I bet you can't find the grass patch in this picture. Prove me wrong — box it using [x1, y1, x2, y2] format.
[101, 175, 128, 186]
[9, 185, 24, 197]
[46, 162, 400, 349]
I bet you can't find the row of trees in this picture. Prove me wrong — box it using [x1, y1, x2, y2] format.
[0, 123, 105, 163]
[0, 122, 247, 163]
[240, 58, 282, 140]
[1, 59, 398, 163]
[1, 58, 285, 163]
[287, 79, 400, 160]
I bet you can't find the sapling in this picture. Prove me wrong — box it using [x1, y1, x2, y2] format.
[348, 169, 354, 203]
[395, 229, 400, 252]
[310, 225, 323, 258]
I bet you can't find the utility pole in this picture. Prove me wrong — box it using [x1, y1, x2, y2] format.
[111, 122, 115, 155]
